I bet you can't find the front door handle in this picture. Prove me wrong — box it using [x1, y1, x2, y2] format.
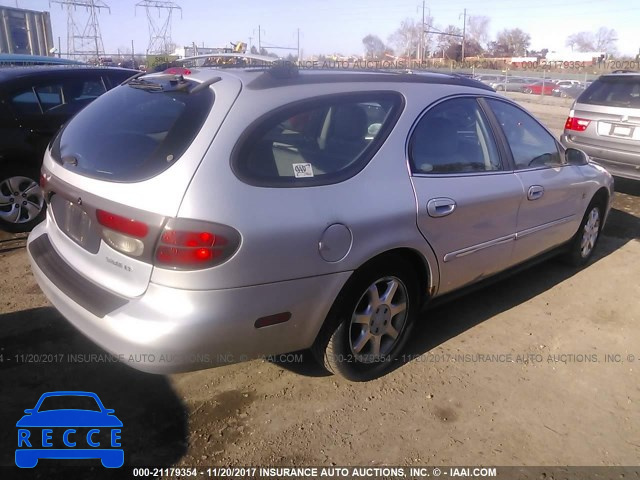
[527, 185, 544, 201]
[427, 198, 457, 218]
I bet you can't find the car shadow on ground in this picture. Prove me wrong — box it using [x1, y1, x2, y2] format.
[0, 306, 188, 471]
[277, 207, 639, 378]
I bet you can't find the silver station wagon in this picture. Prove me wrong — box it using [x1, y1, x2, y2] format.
[28, 63, 613, 381]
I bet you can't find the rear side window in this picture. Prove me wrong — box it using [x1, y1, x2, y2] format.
[410, 97, 501, 174]
[578, 76, 640, 107]
[51, 78, 214, 182]
[232, 92, 403, 187]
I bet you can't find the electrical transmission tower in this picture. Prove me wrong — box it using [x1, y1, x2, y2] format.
[50, 0, 110, 60]
[135, 1, 182, 54]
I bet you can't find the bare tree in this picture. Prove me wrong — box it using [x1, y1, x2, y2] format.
[494, 28, 531, 56]
[433, 25, 462, 59]
[566, 32, 594, 52]
[566, 28, 617, 53]
[594, 27, 617, 53]
[388, 17, 433, 59]
[362, 34, 387, 59]
[467, 16, 490, 47]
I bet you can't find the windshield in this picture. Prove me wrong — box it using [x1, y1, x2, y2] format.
[51, 77, 214, 182]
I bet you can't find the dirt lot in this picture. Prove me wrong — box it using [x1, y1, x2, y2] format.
[1, 99, 639, 474]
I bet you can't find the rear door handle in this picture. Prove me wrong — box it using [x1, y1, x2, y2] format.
[527, 185, 544, 201]
[427, 198, 456, 217]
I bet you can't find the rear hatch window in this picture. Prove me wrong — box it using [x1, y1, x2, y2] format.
[577, 75, 640, 108]
[51, 74, 214, 182]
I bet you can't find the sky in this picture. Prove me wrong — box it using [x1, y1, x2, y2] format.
[3, 0, 639, 57]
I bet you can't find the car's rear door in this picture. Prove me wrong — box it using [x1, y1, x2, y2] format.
[408, 96, 522, 295]
[483, 98, 585, 265]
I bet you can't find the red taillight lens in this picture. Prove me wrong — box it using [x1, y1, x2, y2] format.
[156, 245, 222, 265]
[154, 221, 240, 269]
[39, 173, 47, 189]
[565, 117, 591, 132]
[96, 209, 149, 238]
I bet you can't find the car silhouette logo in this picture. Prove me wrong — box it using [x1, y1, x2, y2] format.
[15, 391, 123, 468]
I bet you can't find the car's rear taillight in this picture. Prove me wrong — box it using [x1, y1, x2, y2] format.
[565, 117, 591, 132]
[96, 209, 149, 257]
[96, 210, 149, 238]
[154, 219, 241, 270]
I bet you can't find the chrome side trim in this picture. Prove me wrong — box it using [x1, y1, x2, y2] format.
[443, 234, 515, 262]
[515, 215, 576, 240]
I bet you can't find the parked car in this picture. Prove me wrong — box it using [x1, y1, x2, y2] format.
[553, 83, 586, 99]
[562, 72, 640, 180]
[489, 77, 530, 91]
[522, 81, 556, 95]
[0, 65, 138, 232]
[28, 67, 613, 381]
[0, 53, 84, 67]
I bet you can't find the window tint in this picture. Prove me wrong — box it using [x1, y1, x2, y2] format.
[52, 80, 214, 182]
[34, 85, 64, 112]
[9, 90, 40, 115]
[233, 93, 402, 186]
[486, 99, 562, 169]
[410, 97, 501, 174]
[578, 76, 640, 108]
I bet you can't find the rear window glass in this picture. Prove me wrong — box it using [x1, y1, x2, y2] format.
[578, 76, 640, 108]
[232, 92, 403, 187]
[51, 77, 213, 182]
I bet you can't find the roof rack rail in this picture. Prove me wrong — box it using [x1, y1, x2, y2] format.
[177, 53, 279, 65]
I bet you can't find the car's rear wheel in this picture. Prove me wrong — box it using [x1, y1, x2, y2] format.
[312, 256, 419, 382]
[496, 85, 505, 91]
[523, 88, 532, 94]
[0, 168, 45, 233]
[565, 200, 604, 267]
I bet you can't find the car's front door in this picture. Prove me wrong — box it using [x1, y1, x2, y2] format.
[408, 96, 523, 295]
[483, 98, 586, 265]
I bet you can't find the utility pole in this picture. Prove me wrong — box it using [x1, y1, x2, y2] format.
[297, 27, 300, 61]
[461, 8, 467, 62]
[419, 1, 425, 64]
[258, 25, 262, 52]
[248, 36, 252, 51]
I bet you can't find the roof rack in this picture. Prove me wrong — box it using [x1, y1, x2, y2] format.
[176, 53, 279, 65]
[610, 69, 639, 74]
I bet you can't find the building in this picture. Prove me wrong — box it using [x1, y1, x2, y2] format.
[0, 6, 54, 57]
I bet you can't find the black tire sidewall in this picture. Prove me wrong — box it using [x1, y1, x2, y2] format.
[316, 256, 420, 382]
[567, 201, 603, 267]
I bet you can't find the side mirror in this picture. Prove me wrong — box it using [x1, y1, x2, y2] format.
[566, 148, 589, 166]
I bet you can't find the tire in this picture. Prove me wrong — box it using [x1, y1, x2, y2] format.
[312, 256, 420, 382]
[565, 200, 604, 267]
[496, 85, 505, 91]
[0, 167, 45, 233]
[523, 88, 532, 94]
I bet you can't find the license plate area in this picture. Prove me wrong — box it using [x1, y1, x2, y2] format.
[50, 195, 100, 253]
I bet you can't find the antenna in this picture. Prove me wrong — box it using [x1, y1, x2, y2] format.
[135, 1, 182, 54]
[50, 0, 110, 60]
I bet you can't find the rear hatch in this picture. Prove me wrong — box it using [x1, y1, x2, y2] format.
[569, 75, 640, 145]
[40, 72, 242, 298]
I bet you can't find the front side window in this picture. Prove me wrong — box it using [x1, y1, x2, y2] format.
[409, 97, 501, 174]
[232, 93, 403, 187]
[486, 99, 562, 170]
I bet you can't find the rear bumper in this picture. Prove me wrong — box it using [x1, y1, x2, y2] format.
[27, 223, 351, 374]
[561, 133, 640, 181]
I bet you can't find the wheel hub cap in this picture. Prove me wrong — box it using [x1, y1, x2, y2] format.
[0, 176, 44, 224]
[349, 276, 409, 363]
